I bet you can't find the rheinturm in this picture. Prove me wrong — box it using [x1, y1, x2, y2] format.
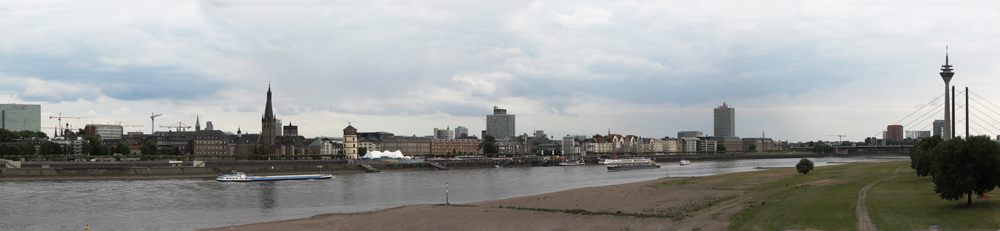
[940, 48, 954, 140]
[261, 85, 277, 151]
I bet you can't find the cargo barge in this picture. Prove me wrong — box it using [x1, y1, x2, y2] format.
[216, 171, 333, 182]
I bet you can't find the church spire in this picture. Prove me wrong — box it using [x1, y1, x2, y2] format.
[196, 114, 201, 131]
[263, 85, 275, 122]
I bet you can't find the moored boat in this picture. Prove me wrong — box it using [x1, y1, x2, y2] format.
[598, 158, 651, 165]
[680, 159, 691, 165]
[216, 172, 334, 182]
[607, 162, 660, 171]
[558, 160, 585, 166]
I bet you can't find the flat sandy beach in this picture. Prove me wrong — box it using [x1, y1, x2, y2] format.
[203, 167, 799, 231]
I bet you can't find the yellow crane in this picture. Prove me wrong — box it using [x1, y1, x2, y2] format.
[150, 113, 162, 134]
[49, 113, 87, 137]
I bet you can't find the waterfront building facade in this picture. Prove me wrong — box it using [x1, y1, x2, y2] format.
[381, 136, 431, 155]
[0, 104, 41, 132]
[194, 130, 228, 155]
[486, 106, 515, 139]
[714, 103, 735, 137]
[84, 124, 124, 140]
[713, 136, 744, 151]
[677, 131, 703, 138]
[431, 138, 480, 154]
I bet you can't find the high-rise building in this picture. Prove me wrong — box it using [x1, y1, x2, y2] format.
[714, 103, 735, 137]
[933, 120, 945, 137]
[205, 121, 214, 131]
[261, 86, 277, 151]
[433, 126, 454, 140]
[677, 131, 703, 138]
[486, 106, 515, 139]
[886, 125, 903, 140]
[0, 104, 41, 132]
[275, 119, 283, 136]
[455, 126, 469, 137]
[906, 131, 931, 139]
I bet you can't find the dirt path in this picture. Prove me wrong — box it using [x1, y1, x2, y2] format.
[857, 166, 902, 231]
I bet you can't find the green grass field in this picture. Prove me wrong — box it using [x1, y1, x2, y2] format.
[728, 160, 1000, 230]
[728, 161, 906, 230]
[868, 167, 1000, 230]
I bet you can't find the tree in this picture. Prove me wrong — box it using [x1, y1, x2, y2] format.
[718, 144, 727, 152]
[813, 142, 831, 153]
[17, 143, 35, 155]
[482, 142, 499, 154]
[85, 137, 109, 155]
[796, 158, 814, 175]
[0, 144, 14, 155]
[484, 135, 496, 143]
[141, 141, 158, 155]
[39, 141, 64, 155]
[0, 128, 20, 142]
[593, 134, 604, 139]
[358, 147, 368, 154]
[748, 143, 757, 152]
[932, 136, 1000, 205]
[115, 142, 131, 155]
[910, 135, 943, 177]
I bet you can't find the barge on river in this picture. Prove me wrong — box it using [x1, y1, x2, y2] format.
[216, 172, 334, 182]
[607, 162, 661, 171]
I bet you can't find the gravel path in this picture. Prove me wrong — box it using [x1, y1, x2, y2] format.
[857, 166, 902, 231]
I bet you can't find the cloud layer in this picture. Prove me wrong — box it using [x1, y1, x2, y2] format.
[3, 0, 1000, 141]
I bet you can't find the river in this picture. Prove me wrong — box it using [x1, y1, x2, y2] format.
[0, 156, 900, 230]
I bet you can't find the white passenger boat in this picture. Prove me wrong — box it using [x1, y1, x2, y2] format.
[598, 158, 652, 165]
[680, 159, 691, 165]
[558, 160, 585, 166]
[216, 172, 334, 182]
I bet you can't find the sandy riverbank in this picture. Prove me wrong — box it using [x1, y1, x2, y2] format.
[203, 167, 799, 231]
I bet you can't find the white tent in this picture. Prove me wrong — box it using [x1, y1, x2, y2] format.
[363, 150, 407, 159]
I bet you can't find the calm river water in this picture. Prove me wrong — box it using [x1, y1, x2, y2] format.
[0, 156, 899, 230]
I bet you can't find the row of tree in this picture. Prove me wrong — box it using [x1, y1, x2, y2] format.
[909, 135, 1000, 205]
[0, 128, 48, 142]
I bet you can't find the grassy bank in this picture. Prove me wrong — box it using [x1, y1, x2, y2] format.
[868, 167, 1000, 230]
[729, 160, 908, 230]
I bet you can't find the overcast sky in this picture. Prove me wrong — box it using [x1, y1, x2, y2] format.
[3, 0, 1000, 142]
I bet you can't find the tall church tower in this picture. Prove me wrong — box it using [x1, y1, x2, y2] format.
[261, 85, 277, 152]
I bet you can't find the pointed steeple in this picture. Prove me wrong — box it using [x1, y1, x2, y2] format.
[263, 85, 275, 122]
[196, 114, 201, 131]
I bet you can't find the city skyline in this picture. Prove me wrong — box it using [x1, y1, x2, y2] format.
[3, 1, 1000, 141]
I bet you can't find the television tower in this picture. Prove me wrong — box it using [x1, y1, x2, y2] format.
[940, 47, 954, 140]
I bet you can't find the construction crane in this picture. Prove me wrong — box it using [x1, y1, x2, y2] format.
[827, 135, 846, 143]
[150, 113, 162, 134]
[160, 122, 192, 132]
[49, 113, 87, 137]
[114, 121, 144, 133]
